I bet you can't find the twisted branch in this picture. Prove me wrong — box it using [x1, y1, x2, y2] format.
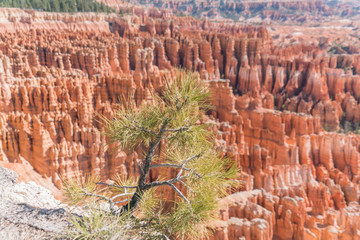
[86, 153, 201, 211]
[164, 126, 192, 132]
[150, 154, 202, 178]
[167, 183, 190, 205]
[96, 182, 138, 189]
[177, 154, 200, 178]
[143, 154, 202, 205]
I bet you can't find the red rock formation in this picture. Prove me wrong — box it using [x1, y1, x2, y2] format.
[0, 7, 360, 240]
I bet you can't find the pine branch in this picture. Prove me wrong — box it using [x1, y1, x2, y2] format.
[164, 126, 192, 132]
[146, 154, 201, 189]
[149, 163, 192, 171]
[83, 189, 111, 202]
[114, 199, 130, 204]
[143, 155, 202, 205]
[138, 117, 169, 188]
[96, 182, 138, 189]
[82, 188, 134, 212]
[121, 118, 169, 213]
[177, 154, 200, 178]
[178, 180, 194, 193]
[144, 176, 180, 189]
[166, 183, 190, 205]
[123, 124, 157, 137]
[94, 153, 201, 213]
[131, 120, 157, 136]
[110, 192, 134, 201]
[149, 154, 202, 178]
[143, 178, 191, 205]
[143, 174, 192, 203]
[83, 189, 117, 212]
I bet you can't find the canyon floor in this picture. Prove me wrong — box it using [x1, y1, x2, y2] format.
[0, 0, 360, 239]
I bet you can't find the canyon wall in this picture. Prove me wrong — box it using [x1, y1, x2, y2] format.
[116, 0, 360, 23]
[0, 8, 359, 239]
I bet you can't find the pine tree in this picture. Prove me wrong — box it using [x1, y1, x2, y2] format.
[0, 0, 114, 13]
[64, 70, 238, 239]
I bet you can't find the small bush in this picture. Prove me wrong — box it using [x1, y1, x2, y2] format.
[63, 69, 239, 240]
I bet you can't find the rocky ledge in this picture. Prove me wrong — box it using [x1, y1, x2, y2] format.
[0, 167, 69, 240]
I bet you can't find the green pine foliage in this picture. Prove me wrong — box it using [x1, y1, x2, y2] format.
[0, 0, 115, 13]
[65, 207, 132, 240]
[64, 69, 239, 239]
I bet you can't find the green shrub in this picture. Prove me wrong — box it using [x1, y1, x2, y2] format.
[64, 69, 239, 239]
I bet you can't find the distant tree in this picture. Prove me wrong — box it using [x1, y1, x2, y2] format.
[64, 70, 238, 239]
[0, 0, 115, 13]
[50, 0, 60, 12]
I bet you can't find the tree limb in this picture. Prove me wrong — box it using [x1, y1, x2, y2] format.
[124, 124, 157, 137]
[121, 118, 169, 213]
[97, 153, 201, 212]
[83, 189, 111, 202]
[96, 182, 138, 189]
[144, 177, 179, 189]
[166, 182, 190, 205]
[132, 121, 157, 136]
[145, 154, 202, 190]
[83, 189, 116, 212]
[144, 171, 194, 190]
[110, 192, 134, 201]
[165, 126, 192, 132]
[178, 180, 194, 193]
[138, 118, 169, 188]
[114, 199, 129, 204]
[149, 163, 192, 171]
[149, 160, 202, 178]
[177, 154, 200, 178]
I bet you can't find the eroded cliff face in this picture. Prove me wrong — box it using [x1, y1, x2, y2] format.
[207, 79, 360, 239]
[112, 0, 360, 24]
[0, 8, 359, 240]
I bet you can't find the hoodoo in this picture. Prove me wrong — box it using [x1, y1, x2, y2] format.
[0, 0, 360, 239]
